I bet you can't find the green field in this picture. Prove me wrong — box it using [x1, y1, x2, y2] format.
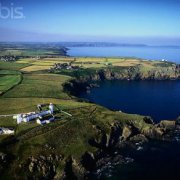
[0, 75, 21, 93]
[0, 70, 22, 95]
[0, 45, 67, 57]
[3, 74, 71, 99]
[0, 61, 29, 70]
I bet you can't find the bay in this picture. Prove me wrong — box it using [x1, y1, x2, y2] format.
[79, 80, 180, 122]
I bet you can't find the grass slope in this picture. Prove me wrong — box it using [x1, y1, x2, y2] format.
[3, 74, 71, 99]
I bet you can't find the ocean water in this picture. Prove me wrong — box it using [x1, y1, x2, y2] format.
[103, 140, 180, 180]
[79, 80, 180, 122]
[68, 46, 180, 63]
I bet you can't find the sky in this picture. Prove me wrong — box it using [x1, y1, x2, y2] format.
[0, 0, 180, 45]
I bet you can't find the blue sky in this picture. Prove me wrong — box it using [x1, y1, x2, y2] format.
[0, 0, 180, 45]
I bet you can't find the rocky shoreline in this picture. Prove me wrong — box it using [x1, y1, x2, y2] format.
[15, 117, 179, 179]
[63, 64, 180, 96]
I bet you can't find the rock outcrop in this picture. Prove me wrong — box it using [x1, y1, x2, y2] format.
[63, 65, 180, 95]
[159, 120, 176, 130]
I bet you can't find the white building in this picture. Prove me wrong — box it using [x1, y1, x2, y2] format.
[36, 117, 55, 125]
[14, 103, 54, 124]
[0, 127, 14, 135]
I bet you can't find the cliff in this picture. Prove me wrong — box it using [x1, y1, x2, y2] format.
[63, 64, 180, 95]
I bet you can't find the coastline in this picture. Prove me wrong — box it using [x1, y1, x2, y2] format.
[57, 58, 180, 178]
[63, 62, 180, 96]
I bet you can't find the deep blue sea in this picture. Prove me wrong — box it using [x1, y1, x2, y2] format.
[68, 46, 180, 63]
[80, 80, 180, 122]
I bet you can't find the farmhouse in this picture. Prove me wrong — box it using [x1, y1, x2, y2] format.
[0, 56, 18, 62]
[53, 63, 80, 70]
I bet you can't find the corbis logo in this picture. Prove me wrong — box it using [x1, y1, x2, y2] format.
[0, 2, 25, 19]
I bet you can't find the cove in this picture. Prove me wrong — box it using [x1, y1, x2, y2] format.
[79, 80, 180, 122]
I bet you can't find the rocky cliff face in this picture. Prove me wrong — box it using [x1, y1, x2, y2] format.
[61, 118, 177, 179]
[20, 117, 176, 180]
[82, 65, 180, 81]
[63, 65, 180, 95]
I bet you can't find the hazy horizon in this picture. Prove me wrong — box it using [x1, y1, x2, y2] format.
[0, 0, 180, 45]
[1, 40, 180, 47]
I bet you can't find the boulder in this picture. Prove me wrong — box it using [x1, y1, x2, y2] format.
[81, 152, 96, 171]
[143, 116, 154, 124]
[176, 116, 180, 125]
[29, 162, 35, 173]
[130, 134, 148, 143]
[122, 126, 132, 140]
[142, 127, 165, 139]
[108, 124, 122, 147]
[159, 120, 175, 130]
[0, 152, 6, 162]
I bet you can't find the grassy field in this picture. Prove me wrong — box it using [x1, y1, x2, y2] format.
[0, 75, 21, 94]
[0, 59, 73, 130]
[0, 61, 29, 70]
[2, 73, 71, 98]
[0, 57, 154, 129]
[0, 46, 67, 57]
[0, 70, 22, 95]
[0, 97, 90, 127]
[0, 70, 21, 75]
[11, 57, 172, 73]
[17, 58, 73, 72]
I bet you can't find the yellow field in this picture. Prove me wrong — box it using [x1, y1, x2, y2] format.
[17, 58, 74, 72]
[21, 65, 50, 72]
[75, 57, 107, 63]
[16, 57, 166, 73]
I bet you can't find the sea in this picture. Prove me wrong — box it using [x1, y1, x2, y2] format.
[68, 46, 180, 180]
[79, 80, 180, 122]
